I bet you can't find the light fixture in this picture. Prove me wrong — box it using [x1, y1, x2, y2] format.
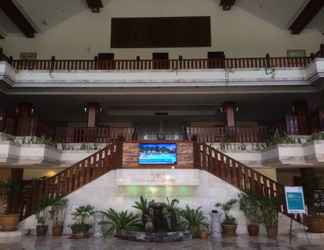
[83, 103, 103, 113]
[219, 102, 239, 113]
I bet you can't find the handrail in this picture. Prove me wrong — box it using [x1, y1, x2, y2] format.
[20, 140, 123, 219]
[10, 57, 312, 71]
[193, 143, 304, 224]
[55, 127, 136, 143]
[186, 126, 269, 143]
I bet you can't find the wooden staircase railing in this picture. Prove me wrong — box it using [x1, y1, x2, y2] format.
[20, 141, 123, 219]
[193, 142, 305, 224]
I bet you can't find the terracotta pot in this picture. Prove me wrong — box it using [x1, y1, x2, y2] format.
[52, 224, 64, 236]
[247, 224, 259, 237]
[0, 214, 19, 232]
[200, 231, 209, 240]
[70, 223, 91, 239]
[221, 224, 237, 237]
[266, 225, 278, 239]
[36, 225, 48, 236]
[305, 216, 324, 233]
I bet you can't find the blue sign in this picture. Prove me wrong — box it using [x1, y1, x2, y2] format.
[284, 186, 306, 214]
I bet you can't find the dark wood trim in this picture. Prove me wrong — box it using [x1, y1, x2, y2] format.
[86, 0, 103, 13]
[289, 0, 324, 34]
[0, 0, 36, 38]
[220, 0, 236, 11]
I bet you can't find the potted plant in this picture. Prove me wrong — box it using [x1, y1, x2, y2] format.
[215, 199, 238, 237]
[199, 225, 209, 240]
[239, 192, 263, 236]
[36, 197, 55, 236]
[180, 205, 208, 238]
[0, 180, 22, 232]
[259, 195, 280, 239]
[100, 208, 140, 237]
[70, 205, 95, 239]
[49, 197, 68, 236]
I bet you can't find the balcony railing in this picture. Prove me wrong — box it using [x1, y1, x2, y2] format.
[187, 126, 269, 143]
[7, 56, 312, 71]
[55, 127, 136, 143]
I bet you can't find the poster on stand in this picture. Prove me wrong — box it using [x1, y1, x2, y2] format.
[284, 186, 306, 214]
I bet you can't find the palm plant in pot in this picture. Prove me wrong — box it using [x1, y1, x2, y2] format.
[0, 180, 22, 232]
[180, 205, 208, 239]
[36, 197, 56, 236]
[132, 196, 150, 228]
[239, 192, 263, 236]
[100, 208, 141, 237]
[49, 197, 68, 236]
[70, 205, 95, 239]
[215, 199, 238, 237]
[259, 195, 280, 239]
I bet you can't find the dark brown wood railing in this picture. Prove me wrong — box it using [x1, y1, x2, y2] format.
[194, 143, 304, 224]
[55, 127, 136, 143]
[8, 57, 312, 71]
[19, 141, 123, 219]
[186, 126, 269, 143]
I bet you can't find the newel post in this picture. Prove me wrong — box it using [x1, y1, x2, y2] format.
[320, 44, 324, 57]
[192, 140, 201, 169]
[115, 139, 124, 169]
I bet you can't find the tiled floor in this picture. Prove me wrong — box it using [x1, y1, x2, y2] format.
[0, 236, 323, 250]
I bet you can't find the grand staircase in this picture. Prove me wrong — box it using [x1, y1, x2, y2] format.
[20, 141, 123, 219]
[18, 141, 304, 225]
[193, 143, 304, 224]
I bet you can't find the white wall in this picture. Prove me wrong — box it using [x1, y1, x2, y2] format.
[1, 0, 323, 59]
[19, 169, 302, 236]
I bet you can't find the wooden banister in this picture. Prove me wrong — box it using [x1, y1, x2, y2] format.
[186, 126, 269, 143]
[10, 56, 312, 71]
[19, 141, 123, 219]
[193, 143, 304, 224]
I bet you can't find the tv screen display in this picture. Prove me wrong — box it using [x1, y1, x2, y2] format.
[139, 143, 177, 165]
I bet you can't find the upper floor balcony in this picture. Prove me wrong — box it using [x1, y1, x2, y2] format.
[0, 45, 324, 94]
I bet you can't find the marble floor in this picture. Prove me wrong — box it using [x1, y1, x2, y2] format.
[0, 236, 323, 250]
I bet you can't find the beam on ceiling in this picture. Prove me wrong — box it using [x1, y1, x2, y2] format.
[220, 0, 236, 11]
[289, 0, 324, 34]
[0, 0, 36, 38]
[86, 0, 104, 13]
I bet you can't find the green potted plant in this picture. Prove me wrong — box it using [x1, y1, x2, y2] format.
[239, 192, 263, 236]
[132, 196, 150, 227]
[36, 197, 56, 236]
[100, 208, 141, 237]
[215, 199, 238, 237]
[0, 180, 22, 232]
[49, 197, 68, 236]
[70, 205, 95, 238]
[259, 195, 280, 239]
[180, 205, 208, 238]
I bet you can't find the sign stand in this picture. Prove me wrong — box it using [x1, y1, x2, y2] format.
[284, 186, 310, 245]
[289, 217, 293, 244]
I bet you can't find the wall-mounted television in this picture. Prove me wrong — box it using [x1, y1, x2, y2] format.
[139, 143, 177, 165]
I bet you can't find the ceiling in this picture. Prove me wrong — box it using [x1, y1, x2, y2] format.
[0, 0, 323, 37]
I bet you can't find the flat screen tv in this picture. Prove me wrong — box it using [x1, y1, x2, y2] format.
[139, 143, 177, 165]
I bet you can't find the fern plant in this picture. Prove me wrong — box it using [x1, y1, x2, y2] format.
[100, 208, 141, 236]
[180, 205, 208, 238]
